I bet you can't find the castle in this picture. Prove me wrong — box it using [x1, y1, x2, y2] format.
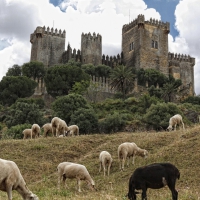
[30, 14, 195, 97]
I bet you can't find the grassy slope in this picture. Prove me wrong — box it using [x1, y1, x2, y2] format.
[0, 125, 200, 200]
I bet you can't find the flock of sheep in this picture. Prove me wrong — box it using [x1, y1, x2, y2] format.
[0, 114, 185, 200]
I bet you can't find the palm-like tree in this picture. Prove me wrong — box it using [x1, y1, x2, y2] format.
[110, 65, 135, 98]
[162, 75, 182, 102]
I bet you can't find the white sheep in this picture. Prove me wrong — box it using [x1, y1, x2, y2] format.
[166, 114, 185, 131]
[22, 129, 32, 140]
[118, 142, 148, 171]
[57, 162, 95, 192]
[66, 125, 79, 136]
[99, 151, 113, 176]
[42, 123, 52, 137]
[0, 158, 39, 200]
[31, 124, 40, 139]
[51, 117, 68, 137]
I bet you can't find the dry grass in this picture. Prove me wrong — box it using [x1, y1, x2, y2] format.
[0, 125, 200, 200]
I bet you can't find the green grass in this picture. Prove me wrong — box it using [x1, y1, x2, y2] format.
[0, 125, 200, 200]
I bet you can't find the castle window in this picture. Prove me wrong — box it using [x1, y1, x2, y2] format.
[155, 41, 158, 49]
[129, 42, 134, 51]
[152, 40, 154, 48]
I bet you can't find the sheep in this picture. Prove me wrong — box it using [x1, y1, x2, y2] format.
[31, 124, 40, 139]
[99, 151, 113, 176]
[57, 162, 95, 192]
[0, 158, 39, 200]
[127, 162, 180, 200]
[166, 114, 185, 131]
[22, 129, 32, 140]
[118, 142, 148, 171]
[51, 117, 68, 137]
[42, 123, 52, 137]
[66, 125, 79, 136]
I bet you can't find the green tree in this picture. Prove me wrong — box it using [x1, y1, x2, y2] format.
[110, 65, 135, 99]
[6, 64, 22, 76]
[94, 64, 111, 78]
[0, 76, 37, 106]
[70, 108, 98, 134]
[81, 64, 95, 76]
[144, 102, 182, 130]
[162, 75, 182, 102]
[22, 61, 46, 80]
[44, 64, 90, 97]
[71, 80, 90, 95]
[5, 102, 44, 128]
[51, 93, 91, 124]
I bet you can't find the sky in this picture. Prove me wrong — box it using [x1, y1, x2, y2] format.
[0, 0, 200, 95]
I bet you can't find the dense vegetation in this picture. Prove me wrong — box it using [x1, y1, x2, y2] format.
[0, 60, 200, 139]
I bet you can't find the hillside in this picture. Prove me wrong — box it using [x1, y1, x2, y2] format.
[0, 125, 200, 200]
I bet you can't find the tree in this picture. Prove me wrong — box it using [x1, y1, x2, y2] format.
[22, 61, 46, 80]
[81, 64, 95, 76]
[51, 93, 91, 124]
[71, 80, 90, 95]
[110, 65, 135, 99]
[162, 75, 182, 102]
[5, 101, 44, 128]
[143, 102, 182, 130]
[6, 64, 22, 76]
[0, 76, 37, 106]
[94, 64, 112, 78]
[44, 64, 90, 97]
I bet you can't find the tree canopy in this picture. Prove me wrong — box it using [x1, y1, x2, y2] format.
[6, 64, 22, 76]
[0, 76, 37, 106]
[44, 64, 90, 97]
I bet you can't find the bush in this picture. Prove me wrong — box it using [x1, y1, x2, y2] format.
[70, 108, 98, 134]
[3, 123, 31, 139]
[144, 102, 182, 130]
[98, 112, 129, 134]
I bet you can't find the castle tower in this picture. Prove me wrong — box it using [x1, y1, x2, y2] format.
[81, 32, 102, 66]
[30, 26, 65, 67]
[122, 14, 170, 76]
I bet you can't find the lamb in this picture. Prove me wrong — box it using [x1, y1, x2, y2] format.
[118, 142, 148, 171]
[66, 125, 79, 136]
[57, 162, 95, 192]
[42, 123, 52, 137]
[166, 114, 185, 131]
[51, 117, 68, 137]
[99, 151, 113, 176]
[31, 124, 40, 139]
[0, 158, 39, 200]
[22, 129, 32, 140]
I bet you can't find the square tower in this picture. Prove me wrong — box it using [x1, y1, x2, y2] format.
[122, 14, 170, 76]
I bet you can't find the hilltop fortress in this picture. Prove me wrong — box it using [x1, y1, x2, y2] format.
[30, 14, 195, 98]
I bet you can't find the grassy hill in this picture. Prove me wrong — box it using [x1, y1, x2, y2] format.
[0, 125, 200, 200]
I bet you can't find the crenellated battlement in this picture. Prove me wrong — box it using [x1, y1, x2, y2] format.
[81, 32, 102, 42]
[102, 53, 122, 68]
[122, 14, 170, 33]
[168, 52, 195, 65]
[30, 26, 65, 43]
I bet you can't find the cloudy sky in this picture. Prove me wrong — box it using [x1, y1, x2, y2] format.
[0, 0, 200, 95]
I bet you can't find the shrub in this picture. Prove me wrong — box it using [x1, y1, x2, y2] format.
[70, 108, 98, 134]
[3, 123, 31, 139]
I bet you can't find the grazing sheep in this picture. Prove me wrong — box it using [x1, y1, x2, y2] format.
[51, 117, 68, 137]
[22, 129, 32, 140]
[0, 158, 39, 200]
[167, 114, 185, 131]
[42, 123, 52, 137]
[127, 163, 180, 200]
[57, 162, 95, 192]
[66, 125, 79, 136]
[118, 142, 148, 171]
[99, 151, 113, 176]
[31, 124, 40, 139]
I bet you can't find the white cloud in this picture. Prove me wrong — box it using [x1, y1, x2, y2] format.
[0, 0, 199, 95]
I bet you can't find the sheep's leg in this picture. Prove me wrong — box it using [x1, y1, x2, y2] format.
[108, 163, 111, 176]
[182, 121, 185, 130]
[6, 185, 12, 200]
[174, 123, 177, 131]
[77, 179, 82, 192]
[122, 155, 127, 170]
[132, 155, 135, 165]
[127, 156, 130, 167]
